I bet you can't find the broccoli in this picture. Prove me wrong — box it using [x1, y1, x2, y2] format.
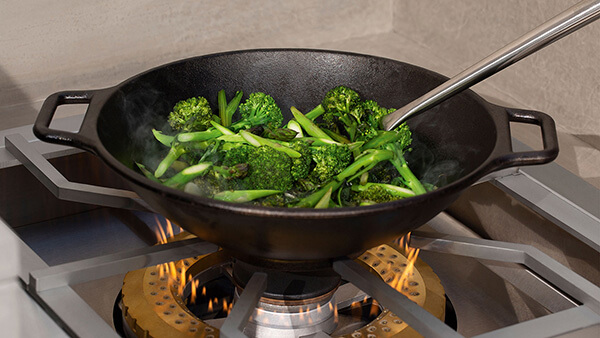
[168, 97, 216, 132]
[289, 140, 312, 181]
[385, 142, 426, 195]
[147, 86, 427, 209]
[222, 144, 252, 167]
[321, 86, 365, 141]
[253, 192, 302, 207]
[246, 146, 293, 191]
[239, 130, 301, 158]
[232, 92, 283, 130]
[309, 144, 353, 184]
[290, 106, 334, 141]
[212, 189, 282, 203]
[218, 90, 244, 127]
[362, 100, 395, 122]
[295, 149, 394, 208]
[351, 182, 415, 205]
[163, 162, 213, 188]
[351, 184, 399, 205]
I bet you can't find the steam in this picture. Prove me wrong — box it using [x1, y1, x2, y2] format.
[406, 136, 463, 189]
[115, 83, 172, 171]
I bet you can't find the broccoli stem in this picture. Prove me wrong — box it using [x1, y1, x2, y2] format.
[218, 90, 227, 128]
[323, 129, 351, 144]
[216, 90, 244, 128]
[217, 134, 247, 143]
[225, 91, 243, 127]
[152, 129, 175, 147]
[286, 120, 304, 138]
[136, 162, 162, 183]
[177, 129, 223, 143]
[290, 106, 334, 141]
[362, 131, 400, 151]
[314, 187, 333, 209]
[335, 149, 394, 182]
[352, 182, 416, 198]
[155, 145, 187, 178]
[303, 137, 339, 146]
[295, 180, 343, 208]
[164, 162, 212, 188]
[385, 144, 426, 195]
[305, 104, 325, 120]
[212, 190, 282, 203]
[210, 120, 235, 135]
[239, 130, 301, 158]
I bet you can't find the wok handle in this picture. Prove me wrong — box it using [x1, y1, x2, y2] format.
[33, 90, 103, 154]
[491, 108, 559, 170]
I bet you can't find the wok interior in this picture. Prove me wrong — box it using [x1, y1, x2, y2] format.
[98, 50, 497, 196]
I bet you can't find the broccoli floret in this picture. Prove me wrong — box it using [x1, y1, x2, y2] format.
[321, 86, 365, 141]
[289, 140, 312, 181]
[168, 97, 215, 132]
[367, 161, 397, 184]
[233, 92, 283, 130]
[246, 146, 293, 191]
[354, 100, 397, 142]
[362, 100, 395, 121]
[351, 182, 415, 205]
[222, 144, 252, 167]
[393, 122, 413, 153]
[309, 144, 353, 184]
[351, 184, 399, 205]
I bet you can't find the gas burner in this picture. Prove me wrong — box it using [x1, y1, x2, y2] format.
[118, 233, 446, 337]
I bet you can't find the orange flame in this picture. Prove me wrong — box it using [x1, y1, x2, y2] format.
[369, 299, 379, 317]
[389, 232, 420, 296]
[153, 217, 196, 300]
[334, 303, 339, 324]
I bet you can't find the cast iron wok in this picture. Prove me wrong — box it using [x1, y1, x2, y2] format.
[33, 49, 558, 264]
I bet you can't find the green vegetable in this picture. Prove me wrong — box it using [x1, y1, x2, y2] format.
[240, 130, 301, 158]
[246, 146, 294, 191]
[218, 90, 244, 127]
[232, 92, 283, 130]
[213, 189, 281, 203]
[309, 143, 353, 184]
[168, 97, 215, 132]
[164, 162, 212, 188]
[321, 86, 364, 141]
[141, 85, 429, 208]
[351, 182, 416, 201]
[290, 107, 334, 141]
